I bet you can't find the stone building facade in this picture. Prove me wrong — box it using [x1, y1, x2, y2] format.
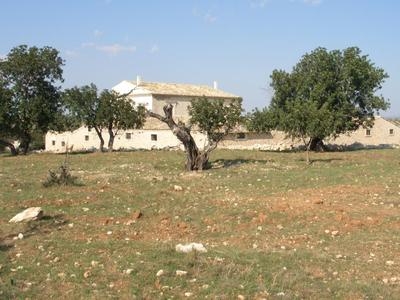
[45, 77, 400, 152]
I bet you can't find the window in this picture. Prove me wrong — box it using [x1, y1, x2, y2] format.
[61, 141, 65, 147]
[85, 135, 89, 141]
[52, 140, 55, 146]
[389, 129, 394, 135]
[151, 134, 158, 141]
[365, 129, 371, 136]
[126, 133, 132, 139]
[236, 133, 246, 140]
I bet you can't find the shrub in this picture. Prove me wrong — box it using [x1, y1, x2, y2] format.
[43, 149, 78, 187]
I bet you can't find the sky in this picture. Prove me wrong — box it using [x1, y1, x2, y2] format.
[1, 0, 399, 118]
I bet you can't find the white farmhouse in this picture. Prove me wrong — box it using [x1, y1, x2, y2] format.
[45, 77, 240, 152]
[45, 77, 400, 153]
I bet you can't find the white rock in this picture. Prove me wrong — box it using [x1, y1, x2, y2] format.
[184, 292, 193, 297]
[175, 243, 207, 253]
[174, 185, 183, 191]
[156, 269, 164, 277]
[385, 261, 395, 266]
[9, 207, 43, 223]
[18, 233, 24, 239]
[126, 269, 133, 275]
[91, 261, 98, 267]
[176, 270, 188, 276]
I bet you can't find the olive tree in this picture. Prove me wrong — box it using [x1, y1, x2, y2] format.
[148, 97, 243, 171]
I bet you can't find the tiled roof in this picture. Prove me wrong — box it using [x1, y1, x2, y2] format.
[126, 81, 240, 99]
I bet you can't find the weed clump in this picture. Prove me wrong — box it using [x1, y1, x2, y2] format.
[43, 147, 78, 187]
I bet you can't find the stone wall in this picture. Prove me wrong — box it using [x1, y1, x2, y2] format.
[45, 116, 400, 153]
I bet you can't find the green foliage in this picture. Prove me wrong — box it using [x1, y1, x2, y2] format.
[63, 84, 146, 152]
[188, 97, 243, 144]
[0, 45, 65, 154]
[250, 47, 389, 145]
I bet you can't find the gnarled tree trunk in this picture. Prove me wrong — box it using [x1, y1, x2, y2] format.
[0, 139, 17, 156]
[147, 104, 209, 171]
[309, 137, 326, 152]
[94, 127, 105, 152]
[107, 128, 115, 153]
[18, 133, 31, 155]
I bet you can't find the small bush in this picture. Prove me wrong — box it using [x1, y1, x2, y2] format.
[43, 148, 78, 187]
[43, 164, 78, 188]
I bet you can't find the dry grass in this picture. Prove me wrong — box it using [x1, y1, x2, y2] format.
[0, 148, 399, 299]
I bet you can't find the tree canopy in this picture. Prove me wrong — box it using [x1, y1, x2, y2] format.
[249, 46, 390, 162]
[63, 84, 146, 152]
[0, 45, 65, 154]
[148, 97, 243, 171]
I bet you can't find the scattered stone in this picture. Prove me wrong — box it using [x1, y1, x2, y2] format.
[277, 292, 285, 297]
[82, 208, 89, 212]
[184, 292, 193, 297]
[202, 285, 209, 289]
[58, 273, 66, 279]
[18, 233, 24, 240]
[68, 223, 74, 228]
[385, 261, 395, 266]
[178, 222, 190, 230]
[176, 270, 188, 276]
[133, 210, 142, 220]
[74, 262, 80, 267]
[174, 185, 183, 191]
[314, 199, 324, 204]
[53, 257, 61, 263]
[91, 261, 99, 267]
[107, 231, 113, 235]
[84, 270, 91, 278]
[126, 269, 133, 275]
[9, 207, 43, 223]
[175, 243, 207, 253]
[237, 295, 245, 300]
[162, 286, 170, 291]
[156, 269, 164, 277]
[383, 278, 389, 284]
[331, 231, 339, 236]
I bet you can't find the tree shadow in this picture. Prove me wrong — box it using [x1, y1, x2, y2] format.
[210, 158, 274, 169]
[0, 214, 68, 252]
[308, 158, 343, 164]
[55, 151, 96, 156]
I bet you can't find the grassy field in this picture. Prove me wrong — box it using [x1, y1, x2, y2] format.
[1, 148, 400, 299]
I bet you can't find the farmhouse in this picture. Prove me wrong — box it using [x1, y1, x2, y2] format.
[45, 77, 240, 152]
[45, 77, 400, 152]
[220, 116, 400, 151]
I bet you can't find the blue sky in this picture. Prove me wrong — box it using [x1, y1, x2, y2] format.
[1, 0, 399, 117]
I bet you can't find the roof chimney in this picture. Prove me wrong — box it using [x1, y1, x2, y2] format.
[214, 81, 218, 90]
[137, 75, 141, 86]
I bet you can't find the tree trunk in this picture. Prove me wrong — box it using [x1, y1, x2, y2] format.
[309, 137, 326, 152]
[147, 104, 209, 171]
[94, 128, 105, 152]
[107, 129, 114, 153]
[18, 133, 31, 155]
[0, 139, 17, 156]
